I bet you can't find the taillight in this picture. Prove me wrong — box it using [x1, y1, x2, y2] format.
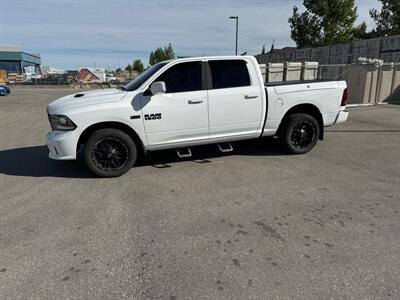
[341, 88, 348, 107]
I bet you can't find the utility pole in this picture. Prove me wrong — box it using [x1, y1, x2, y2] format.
[229, 16, 239, 55]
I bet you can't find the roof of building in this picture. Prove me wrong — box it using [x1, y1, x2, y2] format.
[0, 45, 21, 52]
[0, 45, 41, 64]
[78, 68, 106, 82]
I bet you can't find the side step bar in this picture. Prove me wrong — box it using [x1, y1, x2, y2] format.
[177, 143, 233, 159]
[177, 147, 192, 158]
[218, 143, 233, 153]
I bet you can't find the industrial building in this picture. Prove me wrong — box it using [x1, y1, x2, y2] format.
[0, 45, 41, 75]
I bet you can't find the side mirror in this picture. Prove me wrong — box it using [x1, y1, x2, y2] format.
[150, 81, 166, 95]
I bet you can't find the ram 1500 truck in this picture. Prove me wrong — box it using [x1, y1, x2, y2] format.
[46, 56, 348, 177]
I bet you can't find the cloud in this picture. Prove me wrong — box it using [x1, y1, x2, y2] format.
[0, 0, 379, 69]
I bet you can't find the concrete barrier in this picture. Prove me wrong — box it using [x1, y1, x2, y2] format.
[377, 64, 395, 103]
[303, 62, 319, 80]
[262, 61, 400, 104]
[285, 62, 302, 81]
[259, 64, 267, 82]
[347, 65, 378, 104]
[267, 63, 284, 82]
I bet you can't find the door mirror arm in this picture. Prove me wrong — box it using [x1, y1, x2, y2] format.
[143, 88, 152, 96]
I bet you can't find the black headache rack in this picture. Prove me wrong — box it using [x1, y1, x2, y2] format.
[264, 79, 337, 87]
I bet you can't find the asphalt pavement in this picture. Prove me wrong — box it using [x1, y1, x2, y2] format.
[1, 88, 399, 299]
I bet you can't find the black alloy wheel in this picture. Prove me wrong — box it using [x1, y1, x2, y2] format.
[289, 120, 315, 150]
[91, 137, 129, 172]
[84, 128, 137, 177]
[282, 113, 320, 154]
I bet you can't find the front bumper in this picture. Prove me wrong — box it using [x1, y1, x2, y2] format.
[334, 110, 349, 125]
[46, 130, 80, 160]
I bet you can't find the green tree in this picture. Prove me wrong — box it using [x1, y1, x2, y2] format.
[115, 68, 122, 75]
[132, 59, 144, 74]
[149, 43, 175, 65]
[125, 64, 133, 78]
[370, 0, 400, 36]
[289, 0, 366, 48]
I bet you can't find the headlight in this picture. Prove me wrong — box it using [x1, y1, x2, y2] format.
[49, 115, 77, 131]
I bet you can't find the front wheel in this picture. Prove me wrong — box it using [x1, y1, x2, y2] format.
[281, 113, 320, 154]
[84, 129, 137, 177]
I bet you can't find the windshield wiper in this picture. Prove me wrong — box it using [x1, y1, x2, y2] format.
[119, 86, 127, 91]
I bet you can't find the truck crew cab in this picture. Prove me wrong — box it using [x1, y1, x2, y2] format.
[46, 56, 348, 177]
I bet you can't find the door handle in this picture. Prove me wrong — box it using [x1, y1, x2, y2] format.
[245, 95, 259, 99]
[188, 99, 204, 104]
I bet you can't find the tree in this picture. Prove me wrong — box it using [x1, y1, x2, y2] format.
[289, 6, 324, 48]
[132, 59, 144, 74]
[115, 68, 122, 75]
[289, 0, 366, 48]
[125, 64, 133, 78]
[370, 0, 400, 36]
[149, 43, 175, 65]
[261, 44, 266, 55]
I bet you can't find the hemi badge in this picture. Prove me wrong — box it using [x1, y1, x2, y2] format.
[130, 115, 141, 119]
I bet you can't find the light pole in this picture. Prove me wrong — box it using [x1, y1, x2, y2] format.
[229, 16, 239, 55]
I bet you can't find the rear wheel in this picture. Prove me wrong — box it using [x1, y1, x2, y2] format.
[84, 129, 137, 177]
[281, 113, 320, 154]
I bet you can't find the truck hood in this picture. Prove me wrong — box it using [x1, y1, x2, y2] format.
[47, 88, 127, 114]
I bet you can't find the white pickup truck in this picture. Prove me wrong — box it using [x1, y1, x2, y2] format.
[47, 56, 348, 177]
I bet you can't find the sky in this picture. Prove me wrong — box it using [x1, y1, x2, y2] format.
[0, 0, 380, 70]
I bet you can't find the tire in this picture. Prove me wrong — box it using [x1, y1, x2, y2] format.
[84, 128, 137, 177]
[281, 113, 320, 154]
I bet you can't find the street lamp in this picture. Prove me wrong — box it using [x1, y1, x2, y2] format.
[229, 16, 239, 55]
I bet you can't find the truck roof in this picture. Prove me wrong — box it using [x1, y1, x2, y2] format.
[166, 55, 255, 63]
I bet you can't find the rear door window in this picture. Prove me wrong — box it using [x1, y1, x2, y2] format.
[209, 60, 251, 89]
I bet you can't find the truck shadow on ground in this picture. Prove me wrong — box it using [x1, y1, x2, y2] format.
[0, 145, 93, 178]
[0, 138, 287, 178]
[326, 129, 400, 133]
[139, 138, 287, 169]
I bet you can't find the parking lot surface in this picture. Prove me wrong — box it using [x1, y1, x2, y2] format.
[1, 88, 400, 299]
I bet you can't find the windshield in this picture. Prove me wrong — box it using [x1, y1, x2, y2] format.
[123, 62, 168, 91]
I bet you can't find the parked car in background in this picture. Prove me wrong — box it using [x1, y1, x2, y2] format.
[0, 85, 9, 96]
[46, 56, 349, 177]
